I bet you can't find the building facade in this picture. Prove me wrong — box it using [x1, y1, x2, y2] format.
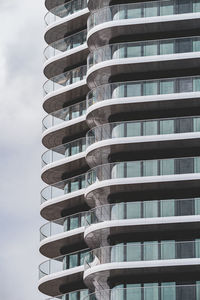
[39, 0, 200, 299]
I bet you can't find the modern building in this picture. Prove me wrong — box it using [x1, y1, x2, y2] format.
[39, 0, 200, 299]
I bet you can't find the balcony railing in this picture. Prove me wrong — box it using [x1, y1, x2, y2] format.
[44, 29, 87, 60]
[43, 65, 87, 96]
[88, 0, 200, 30]
[86, 157, 200, 186]
[46, 289, 89, 300]
[85, 198, 200, 227]
[41, 173, 85, 204]
[87, 76, 200, 108]
[86, 116, 200, 147]
[88, 37, 200, 69]
[45, 0, 87, 26]
[85, 240, 200, 270]
[42, 137, 86, 167]
[39, 248, 89, 279]
[42, 100, 86, 131]
[40, 211, 88, 241]
[83, 284, 200, 300]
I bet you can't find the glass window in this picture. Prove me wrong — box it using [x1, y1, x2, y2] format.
[196, 281, 200, 300]
[144, 241, 158, 260]
[194, 78, 200, 91]
[126, 284, 141, 300]
[144, 5, 158, 17]
[127, 45, 142, 57]
[177, 241, 195, 259]
[127, 122, 141, 137]
[112, 85, 125, 98]
[143, 160, 158, 176]
[160, 3, 174, 15]
[127, 242, 141, 261]
[161, 282, 176, 300]
[195, 239, 200, 258]
[160, 80, 174, 94]
[160, 199, 175, 217]
[80, 290, 89, 299]
[126, 202, 141, 219]
[143, 121, 158, 135]
[160, 42, 174, 55]
[111, 244, 124, 262]
[144, 283, 158, 300]
[112, 163, 125, 178]
[144, 201, 158, 218]
[143, 82, 158, 95]
[161, 240, 175, 259]
[195, 157, 200, 173]
[160, 120, 174, 134]
[69, 216, 79, 230]
[195, 198, 200, 214]
[68, 292, 78, 300]
[127, 83, 141, 97]
[112, 124, 125, 138]
[111, 203, 125, 220]
[80, 251, 87, 265]
[127, 7, 142, 18]
[178, 78, 193, 92]
[193, 40, 200, 52]
[69, 254, 78, 268]
[111, 285, 124, 300]
[113, 9, 125, 20]
[70, 180, 80, 192]
[127, 161, 141, 177]
[160, 159, 174, 175]
[144, 43, 158, 56]
[193, 0, 200, 12]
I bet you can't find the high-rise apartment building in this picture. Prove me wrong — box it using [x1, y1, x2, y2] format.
[39, 0, 200, 299]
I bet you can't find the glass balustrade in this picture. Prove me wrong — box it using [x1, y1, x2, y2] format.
[48, 289, 89, 300]
[43, 65, 87, 96]
[86, 116, 200, 146]
[86, 157, 200, 186]
[39, 248, 89, 279]
[85, 240, 200, 271]
[88, 37, 200, 69]
[44, 29, 87, 60]
[42, 137, 86, 167]
[86, 76, 200, 108]
[83, 283, 200, 300]
[85, 198, 200, 227]
[45, 0, 87, 26]
[40, 211, 88, 241]
[88, 0, 200, 30]
[42, 100, 86, 131]
[41, 173, 86, 204]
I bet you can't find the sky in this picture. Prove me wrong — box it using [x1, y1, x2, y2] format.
[0, 0, 45, 299]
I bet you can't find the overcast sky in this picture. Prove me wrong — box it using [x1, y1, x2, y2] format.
[0, 0, 45, 299]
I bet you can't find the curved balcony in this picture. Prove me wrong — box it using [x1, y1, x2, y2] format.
[44, 30, 88, 79]
[84, 241, 200, 289]
[44, 0, 89, 45]
[42, 138, 87, 185]
[40, 173, 86, 221]
[40, 211, 87, 257]
[43, 65, 88, 114]
[87, 0, 200, 49]
[39, 249, 89, 296]
[85, 157, 200, 207]
[45, 289, 89, 300]
[86, 76, 200, 127]
[87, 37, 200, 88]
[84, 198, 200, 248]
[86, 117, 200, 167]
[42, 100, 88, 149]
[83, 284, 200, 300]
